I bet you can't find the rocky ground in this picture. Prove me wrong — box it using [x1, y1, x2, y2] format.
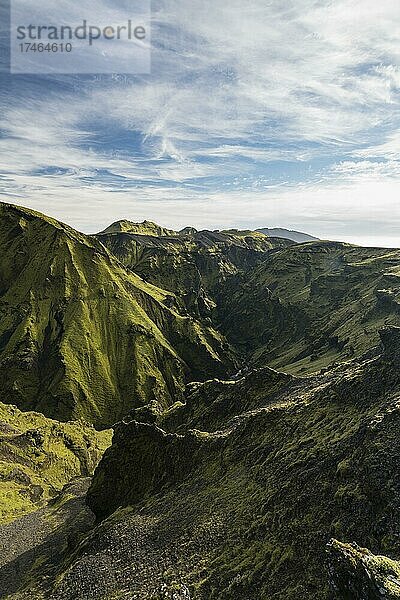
[0, 328, 395, 599]
[0, 478, 95, 599]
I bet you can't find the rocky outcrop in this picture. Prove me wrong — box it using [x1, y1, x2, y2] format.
[98, 219, 177, 237]
[327, 540, 400, 599]
[87, 420, 224, 519]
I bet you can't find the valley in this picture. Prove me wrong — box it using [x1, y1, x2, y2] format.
[0, 202, 399, 599]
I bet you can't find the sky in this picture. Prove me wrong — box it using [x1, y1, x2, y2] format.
[0, 0, 400, 246]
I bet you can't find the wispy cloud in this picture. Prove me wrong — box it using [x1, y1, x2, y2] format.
[1, 0, 400, 245]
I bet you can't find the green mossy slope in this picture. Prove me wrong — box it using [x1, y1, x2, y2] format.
[99, 219, 177, 237]
[96, 227, 291, 319]
[97, 226, 400, 376]
[2, 204, 400, 600]
[0, 401, 111, 524]
[0, 203, 236, 427]
[219, 241, 400, 374]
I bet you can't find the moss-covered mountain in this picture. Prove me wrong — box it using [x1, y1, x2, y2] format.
[2, 203, 400, 600]
[99, 219, 178, 237]
[0, 400, 111, 524]
[96, 222, 291, 318]
[0, 203, 236, 427]
[96, 223, 400, 375]
[32, 326, 397, 600]
[218, 241, 400, 374]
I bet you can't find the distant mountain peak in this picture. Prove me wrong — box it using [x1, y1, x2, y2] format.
[98, 218, 318, 244]
[179, 226, 198, 236]
[98, 220, 177, 237]
[256, 227, 319, 243]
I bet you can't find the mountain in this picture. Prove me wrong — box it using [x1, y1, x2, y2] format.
[2, 203, 400, 600]
[99, 221, 318, 244]
[257, 227, 319, 243]
[0, 203, 236, 427]
[98, 219, 178, 237]
[10, 326, 399, 599]
[218, 240, 400, 374]
[97, 222, 400, 376]
[95, 226, 292, 318]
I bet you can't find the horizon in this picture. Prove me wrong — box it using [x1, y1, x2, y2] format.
[3, 199, 400, 249]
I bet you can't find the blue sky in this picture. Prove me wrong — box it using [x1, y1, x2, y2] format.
[1, 0, 400, 246]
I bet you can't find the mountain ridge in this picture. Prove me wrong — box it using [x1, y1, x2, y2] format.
[97, 218, 318, 244]
[0, 202, 236, 427]
[1, 202, 400, 600]
[257, 226, 319, 243]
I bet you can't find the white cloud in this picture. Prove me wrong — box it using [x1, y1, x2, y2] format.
[1, 0, 400, 244]
[3, 168, 399, 248]
[331, 159, 400, 178]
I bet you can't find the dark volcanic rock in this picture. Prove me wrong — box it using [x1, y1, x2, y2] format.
[87, 420, 224, 520]
[327, 539, 400, 599]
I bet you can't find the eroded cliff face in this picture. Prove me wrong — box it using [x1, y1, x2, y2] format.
[96, 225, 291, 320]
[96, 224, 293, 323]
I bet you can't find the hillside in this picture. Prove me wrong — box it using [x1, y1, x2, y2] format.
[0, 203, 236, 427]
[98, 219, 178, 237]
[6, 326, 399, 599]
[96, 223, 400, 376]
[218, 241, 400, 374]
[0, 401, 111, 524]
[1, 204, 400, 600]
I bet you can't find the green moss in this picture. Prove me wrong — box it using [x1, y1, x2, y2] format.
[0, 401, 111, 524]
[79, 330, 400, 600]
[97, 227, 400, 378]
[0, 202, 236, 426]
[3, 203, 400, 599]
[98, 219, 177, 237]
[218, 241, 400, 374]
[96, 225, 288, 321]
